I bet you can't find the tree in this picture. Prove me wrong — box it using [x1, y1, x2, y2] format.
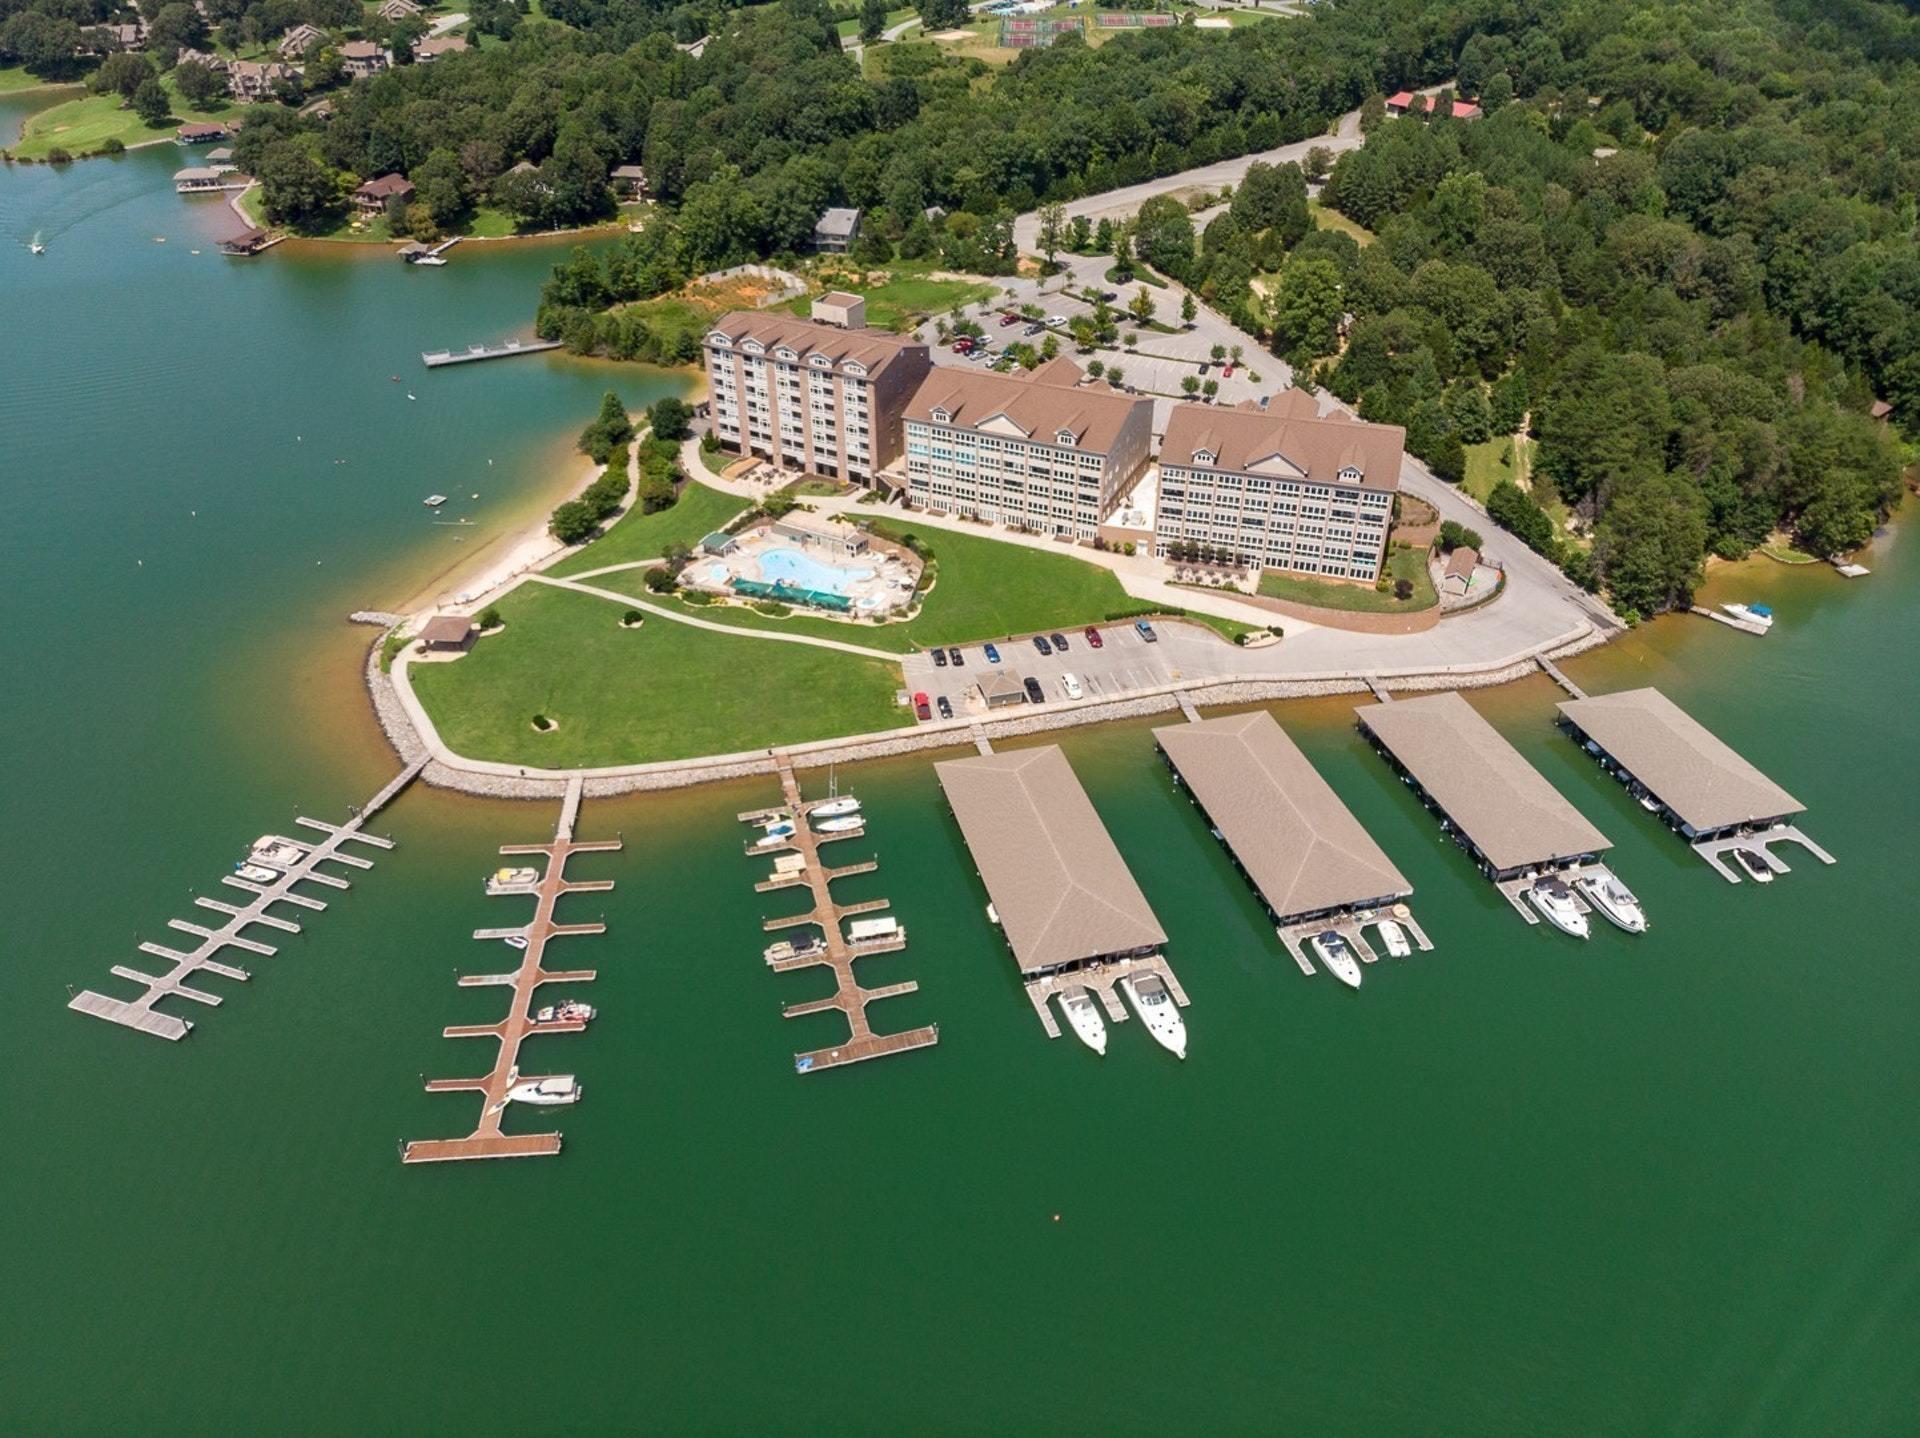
[859, 0, 887, 42]
[92, 52, 153, 100]
[255, 140, 342, 229]
[549, 500, 596, 545]
[1210, 343, 1226, 362]
[1202, 379, 1219, 401]
[1303, 146, 1334, 184]
[1128, 287, 1156, 326]
[1036, 200, 1066, 272]
[1182, 375, 1200, 397]
[1180, 292, 1197, 328]
[917, 0, 968, 29]
[648, 396, 693, 442]
[1069, 214, 1091, 252]
[579, 391, 634, 464]
[1110, 222, 1132, 277]
[642, 566, 676, 593]
[412, 148, 469, 229]
[1267, 255, 1344, 363]
[1107, 365, 1124, 388]
[1594, 471, 1707, 616]
[172, 59, 225, 109]
[147, 2, 208, 63]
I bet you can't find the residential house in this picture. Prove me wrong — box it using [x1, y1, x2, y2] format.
[227, 60, 296, 101]
[352, 173, 415, 217]
[412, 34, 468, 61]
[1153, 393, 1403, 582]
[100, 21, 146, 50]
[610, 163, 648, 199]
[1384, 90, 1482, 120]
[376, 0, 423, 18]
[278, 23, 326, 59]
[702, 312, 931, 485]
[812, 207, 860, 253]
[338, 41, 393, 78]
[173, 48, 228, 74]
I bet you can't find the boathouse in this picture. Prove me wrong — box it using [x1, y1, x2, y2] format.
[1156, 711, 1410, 927]
[219, 227, 271, 255]
[935, 746, 1165, 979]
[1555, 688, 1804, 841]
[173, 167, 232, 193]
[1357, 691, 1610, 882]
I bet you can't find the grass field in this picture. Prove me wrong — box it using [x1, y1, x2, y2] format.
[0, 64, 69, 94]
[1309, 201, 1374, 246]
[1463, 433, 1578, 542]
[1257, 545, 1437, 613]
[547, 481, 748, 578]
[789, 272, 996, 333]
[836, 6, 916, 37]
[13, 79, 238, 159]
[408, 582, 907, 767]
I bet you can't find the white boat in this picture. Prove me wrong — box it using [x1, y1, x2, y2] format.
[506, 1074, 580, 1105]
[412, 253, 447, 266]
[1309, 930, 1362, 988]
[1375, 919, 1412, 958]
[250, 838, 307, 867]
[809, 795, 861, 818]
[762, 818, 796, 837]
[1637, 792, 1662, 813]
[423, 493, 448, 507]
[503, 934, 528, 950]
[986, 902, 1000, 925]
[534, 1000, 594, 1024]
[1575, 871, 1647, 933]
[1529, 876, 1590, 938]
[30, 231, 44, 254]
[812, 816, 863, 834]
[847, 916, 903, 945]
[1121, 973, 1186, 1059]
[486, 865, 540, 892]
[764, 936, 824, 964]
[1722, 601, 1774, 630]
[1733, 846, 1775, 883]
[235, 863, 279, 884]
[1058, 987, 1107, 1055]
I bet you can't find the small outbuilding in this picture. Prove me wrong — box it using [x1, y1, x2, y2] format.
[610, 164, 649, 199]
[417, 614, 476, 652]
[980, 671, 1027, 709]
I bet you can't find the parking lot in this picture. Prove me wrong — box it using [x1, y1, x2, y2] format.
[900, 619, 1232, 719]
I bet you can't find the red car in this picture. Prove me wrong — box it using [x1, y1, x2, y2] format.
[913, 691, 931, 721]
[950, 339, 973, 354]
[1084, 626, 1104, 648]
[999, 313, 1020, 326]
[1221, 364, 1235, 378]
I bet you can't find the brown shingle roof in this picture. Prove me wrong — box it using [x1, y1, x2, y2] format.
[355, 173, 414, 200]
[1162, 401, 1403, 492]
[1444, 545, 1479, 578]
[418, 614, 474, 645]
[1156, 712, 1410, 920]
[705, 311, 921, 380]
[905, 367, 1148, 454]
[1557, 688, 1804, 832]
[936, 746, 1166, 972]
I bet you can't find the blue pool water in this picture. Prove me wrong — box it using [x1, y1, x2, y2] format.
[757, 547, 874, 595]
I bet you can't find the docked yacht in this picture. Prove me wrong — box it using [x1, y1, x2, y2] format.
[1121, 973, 1186, 1058]
[1528, 876, 1590, 938]
[809, 795, 861, 819]
[534, 1000, 594, 1024]
[235, 863, 279, 884]
[250, 838, 307, 867]
[486, 866, 540, 892]
[1308, 930, 1363, 988]
[1733, 846, 1775, 883]
[764, 935, 825, 964]
[812, 815, 863, 834]
[503, 934, 529, 950]
[1723, 601, 1774, 631]
[506, 1074, 580, 1105]
[1058, 987, 1107, 1055]
[1575, 871, 1647, 933]
[762, 819, 796, 838]
[1374, 919, 1412, 958]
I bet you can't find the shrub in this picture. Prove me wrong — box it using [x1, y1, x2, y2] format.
[701, 430, 720, 453]
[752, 600, 792, 617]
[641, 566, 675, 593]
[1487, 480, 1555, 554]
[531, 713, 554, 731]
[477, 606, 503, 630]
[47, 148, 73, 165]
[100, 138, 125, 155]
[1122, 541, 1136, 556]
[1394, 578, 1415, 601]
[621, 608, 643, 625]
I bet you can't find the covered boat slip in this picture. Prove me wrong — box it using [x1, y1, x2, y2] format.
[1357, 692, 1622, 925]
[1555, 686, 1834, 883]
[1154, 712, 1433, 975]
[935, 745, 1189, 1037]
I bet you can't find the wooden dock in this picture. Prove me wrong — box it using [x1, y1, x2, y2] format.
[1021, 953, 1189, 1040]
[67, 759, 425, 1041]
[747, 758, 938, 1074]
[1277, 908, 1436, 980]
[403, 776, 617, 1164]
[420, 338, 564, 368]
[1535, 656, 1586, 699]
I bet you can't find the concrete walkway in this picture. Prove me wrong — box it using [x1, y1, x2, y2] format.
[530, 573, 905, 661]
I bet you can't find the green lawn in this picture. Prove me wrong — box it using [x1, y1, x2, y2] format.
[408, 582, 907, 767]
[593, 576, 923, 651]
[1463, 433, 1578, 542]
[1257, 545, 1437, 613]
[1309, 201, 1374, 246]
[0, 64, 69, 94]
[13, 78, 239, 159]
[547, 480, 748, 578]
[790, 273, 995, 333]
[836, 6, 915, 37]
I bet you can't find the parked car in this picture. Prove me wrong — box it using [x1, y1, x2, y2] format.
[1221, 364, 1235, 378]
[932, 648, 947, 667]
[1047, 314, 1068, 327]
[950, 339, 973, 354]
[999, 312, 1020, 326]
[1062, 673, 1084, 700]
[1135, 619, 1159, 642]
[1032, 634, 1052, 656]
[1084, 626, 1104, 648]
[983, 642, 1001, 664]
[913, 692, 931, 720]
[1048, 631, 1069, 651]
[1023, 323, 1044, 336]
[947, 647, 964, 665]
[936, 695, 953, 719]
[1023, 676, 1045, 703]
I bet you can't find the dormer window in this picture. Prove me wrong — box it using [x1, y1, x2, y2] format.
[743, 340, 764, 355]
[1193, 449, 1216, 466]
[810, 355, 830, 368]
[930, 407, 951, 424]
[775, 346, 798, 362]
[1337, 465, 1362, 483]
[708, 332, 732, 348]
[1055, 429, 1076, 446]
[845, 362, 867, 377]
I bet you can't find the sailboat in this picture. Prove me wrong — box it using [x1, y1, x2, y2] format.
[29, 231, 45, 255]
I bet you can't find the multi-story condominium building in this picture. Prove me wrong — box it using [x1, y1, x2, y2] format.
[1154, 393, 1403, 582]
[703, 308, 931, 484]
[902, 360, 1153, 540]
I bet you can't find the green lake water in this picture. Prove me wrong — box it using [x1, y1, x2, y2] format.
[2, 139, 1916, 1434]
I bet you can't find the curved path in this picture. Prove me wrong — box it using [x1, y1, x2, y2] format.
[531, 573, 903, 662]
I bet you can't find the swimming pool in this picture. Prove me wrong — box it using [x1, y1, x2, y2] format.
[756, 547, 875, 596]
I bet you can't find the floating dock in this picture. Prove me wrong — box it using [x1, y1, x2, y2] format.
[403, 776, 618, 1163]
[743, 759, 938, 1074]
[420, 338, 564, 368]
[1357, 692, 1616, 925]
[1154, 711, 1432, 982]
[67, 759, 425, 1041]
[1555, 686, 1834, 883]
[935, 745, 1188, 1043]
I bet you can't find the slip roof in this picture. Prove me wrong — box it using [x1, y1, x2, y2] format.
[1161, 400, 1403, 492]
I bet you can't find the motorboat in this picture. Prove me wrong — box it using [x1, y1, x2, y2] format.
[764, 936, 824, 964]
[986, 902, 1000, 925]
[506, 1074, 580, 1105]
[1733, 846, 1775, 883]
[1722, 602, 1774, 631]
[1375, 919, 1412, 958]
[1308, 930, 1362, 988]
[1637, 791, 1662, 813]
[1058, 987, 1107, 1055]
[503, 934, 529, 950]
[235, 863, 279, 884]
[809, 795, 861, 818]
[30, 232, 44, 255]
[762, 819, 796, 838]
[534, 1000, 594, 1024]
[812, 816, 864, 834]
[1574, 871, 1647, 933]
[486, 866, 540, 892]
[1120, 973, 1186, 1059]
[1528, 876, 1590, 938]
